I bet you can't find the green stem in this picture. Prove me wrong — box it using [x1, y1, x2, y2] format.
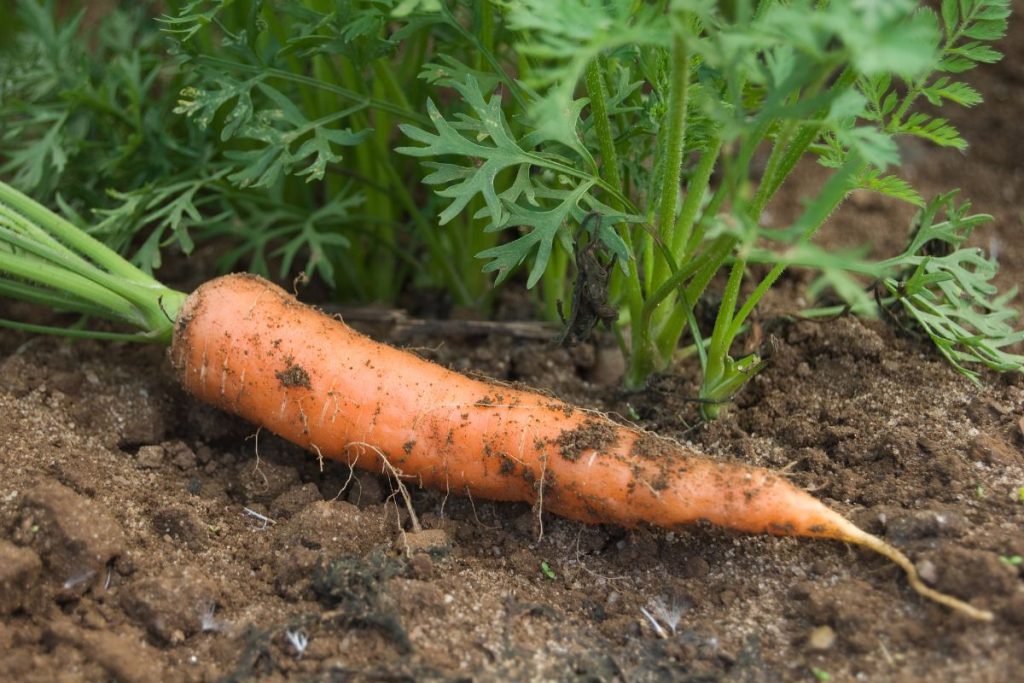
[474, 0, 496, 73]
[645, 136, 723, 361]
[0, 181, 187, 343]
[724, 156, 865, 343]
[670, 136, 721, 258]
[704, 258, 745, 379]
[0, 319, 166, 343]
[0, 183, 148, 283]
[193, 57, 430, 126]
[372, 145, 474, 306]
[439, 1, 529, 112]
[584, 59, 625, 210]
[649, 28, 691, 289]
[371, 59, 415, 115]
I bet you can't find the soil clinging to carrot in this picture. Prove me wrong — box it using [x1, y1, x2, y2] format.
[555, 418, 620, 462]
[275, 360, 312, 389]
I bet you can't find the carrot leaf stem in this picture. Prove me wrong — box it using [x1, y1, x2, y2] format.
[0, 180, 186, 344]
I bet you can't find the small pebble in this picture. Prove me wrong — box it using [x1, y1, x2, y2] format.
[916, 559, 938, 586]
[806, 625, 836, 652]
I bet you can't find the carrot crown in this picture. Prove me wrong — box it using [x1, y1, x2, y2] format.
[0, 181, 186, 344]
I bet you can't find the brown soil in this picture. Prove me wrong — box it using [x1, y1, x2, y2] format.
[3, 14, 1024, 683]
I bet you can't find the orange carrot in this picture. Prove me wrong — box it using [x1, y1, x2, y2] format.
[170, 274, 992, 621]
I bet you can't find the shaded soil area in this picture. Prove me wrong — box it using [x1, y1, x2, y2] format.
[3, 12, 1024, 683]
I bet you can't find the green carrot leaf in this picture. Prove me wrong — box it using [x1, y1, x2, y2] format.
[881, 192, 1024, 380]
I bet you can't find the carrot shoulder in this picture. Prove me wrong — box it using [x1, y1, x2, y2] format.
[170, 274, 992, 621]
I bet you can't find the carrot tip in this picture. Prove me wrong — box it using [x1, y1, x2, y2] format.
[845, 526, 995, 622]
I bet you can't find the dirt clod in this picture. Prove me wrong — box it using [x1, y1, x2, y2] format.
[120, 568, 220, 643]
[0, 540, 42, 614]
[969, 433, 1022, 466]
[47, 617, 167, 683]
[20, 480, 125, 590]
[281, 500, 388, 555]
[397, 528, 450, 557]
[136, 444, 164, 468]
[920, 547, 1020, 600]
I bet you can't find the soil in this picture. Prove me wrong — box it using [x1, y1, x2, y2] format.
[3, 13, 1024, 683]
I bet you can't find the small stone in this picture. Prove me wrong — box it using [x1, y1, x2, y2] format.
[1000, 591, 1024, 626]
[680, 555, 710, 580]
[196, 445, 214, 464]
[587, 345, 625, 387]
[136, 445, 164, 469]
[916, 559, 938, 586]
[806, 625, 836, 652]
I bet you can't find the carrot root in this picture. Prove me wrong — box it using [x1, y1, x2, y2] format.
[836, 521, 994, 622]
[170, 274, 996, 622]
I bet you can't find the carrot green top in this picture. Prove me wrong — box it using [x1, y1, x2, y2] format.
[0, 181, 187, 344]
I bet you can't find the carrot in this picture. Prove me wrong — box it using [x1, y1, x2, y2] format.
[170, 273, 992, 621]
[0, 180, 994, 620]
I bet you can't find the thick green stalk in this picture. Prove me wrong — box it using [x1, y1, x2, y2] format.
[474, 0, 496, 74]
[0, 183, 149, 283]
[691, 155, 865, 413]
[623, 25, 692, 386]
[648, 29, 691, 290]
[0, 181, 187, 343]
[0, 252, 142, 325]
[648, 136, 724, 360]
[584, 59, 625, 210]
[670, 136, 722, 259]
[541, 242, 570, 323]
[702, 258, 746, 389]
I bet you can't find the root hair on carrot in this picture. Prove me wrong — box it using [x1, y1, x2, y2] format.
[346, 441, 422, 534]
[311, 443, 325, 472]
[534, 454, 548, 541]
[329, 454, 361, 503]
[464, 485, 498, 530]
[245, 428, 269, 493]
